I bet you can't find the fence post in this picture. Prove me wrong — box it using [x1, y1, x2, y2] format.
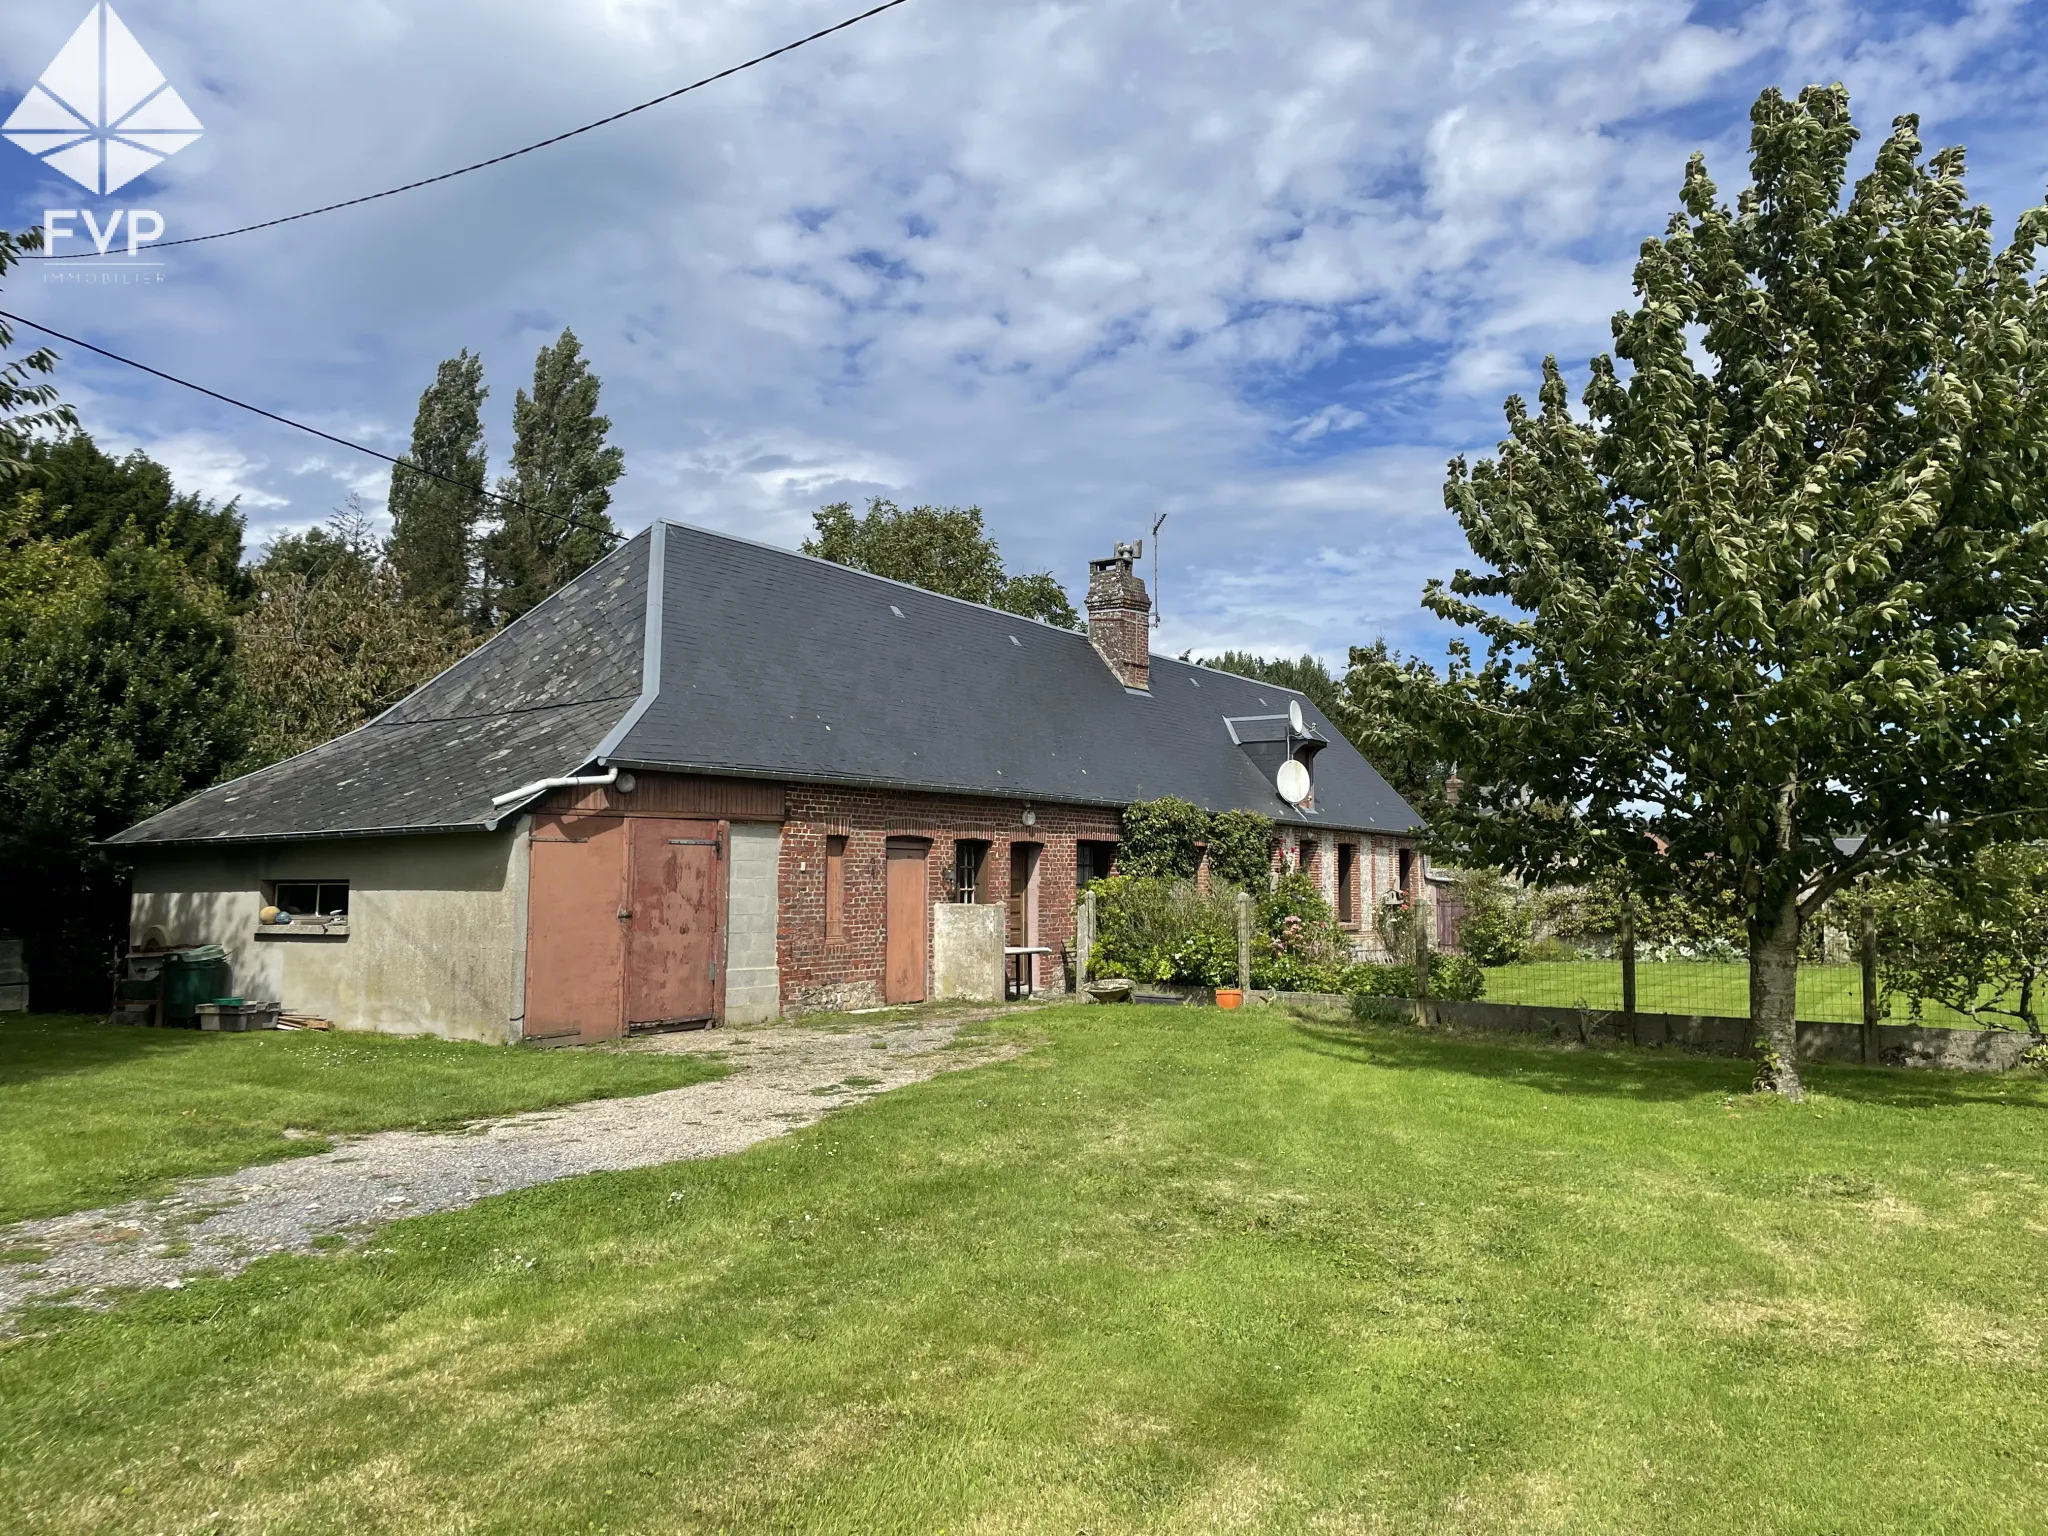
[1620, 893, 1638, 1045]
[1859, 903, 1878, 1064]
[1235, 889, 1254, 996]
[1075, 888, 1096, 993]
[1413, 892, 1432, 1015]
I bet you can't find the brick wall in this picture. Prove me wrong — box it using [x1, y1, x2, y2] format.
[778, 785, 1122, 1015]
[1272, 826, 1412, 963]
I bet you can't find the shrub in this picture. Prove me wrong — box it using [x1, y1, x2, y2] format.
[1453, 868, 1533, 968]
[1342, 954, 1486, 1002]
[1117, 797, 1209, 880]
[1205, 809, 1274, 889]
[1089, 874, 1239, 986]
[1250, 872, 1353, 992]
[1352, 994, 1408, 1024]
[1377, 891, 1417, 960]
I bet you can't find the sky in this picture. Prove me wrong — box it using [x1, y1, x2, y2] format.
[0, 0, 2044, 667]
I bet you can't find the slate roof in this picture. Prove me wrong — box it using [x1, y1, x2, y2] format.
[113, 520, 1423, 847]
[110, 534, 652, 845]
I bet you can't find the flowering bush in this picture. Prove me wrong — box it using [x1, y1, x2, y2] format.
[1090, 868, 1357, 992]
[1090, 875, 1241, 986]
[1248, 873, 1354, 992]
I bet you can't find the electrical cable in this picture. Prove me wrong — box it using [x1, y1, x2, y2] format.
[0, 307, 624, 547]
[34, 0, 915, 260]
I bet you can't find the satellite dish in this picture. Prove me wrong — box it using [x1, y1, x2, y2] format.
[1287, 699, 1306, 735]
[1276, 759, 1312, 805]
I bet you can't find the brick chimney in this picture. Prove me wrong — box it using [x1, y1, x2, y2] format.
[1086, 542, 1152, 691]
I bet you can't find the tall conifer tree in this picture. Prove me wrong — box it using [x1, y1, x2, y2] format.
[482, 329, 623, 624]
[386, 350, 488, 618]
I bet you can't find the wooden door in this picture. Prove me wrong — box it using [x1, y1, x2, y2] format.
[884, 841, 928, 1004]
[1007, 843, 1040, 946]
[526, 814, 628, 1043]
[624, 818, 726, 1028]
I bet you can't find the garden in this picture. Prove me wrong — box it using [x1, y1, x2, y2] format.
[6, 1002, 2047, 1533]
[1084, 797, 1484, 1000]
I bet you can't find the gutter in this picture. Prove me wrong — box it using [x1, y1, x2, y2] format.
[487, 766, 622, 816]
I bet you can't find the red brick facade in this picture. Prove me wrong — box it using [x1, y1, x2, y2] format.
[540, 772, 1424, 1018]
[776, 785, 1122, 1014]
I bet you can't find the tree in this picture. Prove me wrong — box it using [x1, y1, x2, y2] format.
[1333, 640, 1462, 822]
[239, 500, 478, 769]
[1201, 651, 1345, 722]
[0, 228, 74, 482]
[991, 570, 1080, 628]
[387, 349, 488, 618]
[258, 497, 378, 585]
[804, 497, 1080, 626]
[25, 431, 248, 598]
[1414, 86, 2048, 1097]
[0, 490, 246, 1006]
[1206, 645, 1462, 822]
[1870, 847, 2048, 1036]
[481, 328, 624, 625]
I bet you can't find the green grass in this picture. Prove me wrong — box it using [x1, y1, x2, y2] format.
[1481, 959, 1990, 1026]
[5, 1005, 2047, 1533]
[0, 1015, 727, 1225]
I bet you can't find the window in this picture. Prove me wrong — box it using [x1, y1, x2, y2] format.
[825, 836, 847, 945]
[1337, 844, 1356, 925]
[1076, 840, 1117, 888]
[1298, 838, 1318, 878]
[273, 880, 349, 918]
[953, 840, 990, 903]
[1397, 848, 1413, 897]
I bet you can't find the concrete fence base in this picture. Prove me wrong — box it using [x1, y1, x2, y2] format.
[1404, 998, 2038, 1075]
[1074, 982, 2040, 1074]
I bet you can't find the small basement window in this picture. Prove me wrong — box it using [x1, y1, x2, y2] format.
[268, 881, 350, 925]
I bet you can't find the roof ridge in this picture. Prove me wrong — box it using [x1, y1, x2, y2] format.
[649, 515, 1112, 646]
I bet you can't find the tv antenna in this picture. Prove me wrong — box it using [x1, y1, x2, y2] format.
[1150, 512, 1167, 627]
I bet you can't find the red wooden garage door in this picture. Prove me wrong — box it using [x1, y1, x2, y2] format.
[623, 818, 726, 1028]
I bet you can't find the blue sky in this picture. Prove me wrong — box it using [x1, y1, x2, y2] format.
[1, 0, 2044, 667]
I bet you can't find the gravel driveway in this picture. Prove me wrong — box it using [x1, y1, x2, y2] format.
[0, 1013, 1022, 1324]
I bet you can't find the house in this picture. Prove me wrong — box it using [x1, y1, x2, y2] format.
[110, 523, 1426, 1042]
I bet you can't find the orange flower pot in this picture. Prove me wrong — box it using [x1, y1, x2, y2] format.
[1214, 988, 1244, 1010]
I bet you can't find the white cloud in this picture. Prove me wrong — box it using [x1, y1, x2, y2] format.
[0, 0, 2038, 664]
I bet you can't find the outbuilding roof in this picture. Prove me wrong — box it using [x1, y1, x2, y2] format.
[112, 521, 1423, 846]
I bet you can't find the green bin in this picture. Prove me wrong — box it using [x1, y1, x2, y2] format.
[161, 945, 230, 1026]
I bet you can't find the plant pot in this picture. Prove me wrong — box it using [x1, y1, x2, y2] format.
[1214, 988, 1244, 1010]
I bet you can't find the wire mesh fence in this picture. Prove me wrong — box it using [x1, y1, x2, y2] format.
[1470, 943, 1987, 1028]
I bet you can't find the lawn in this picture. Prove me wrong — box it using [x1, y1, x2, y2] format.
[1481, 959, 1987, 1026]
[4, 1004, 2046, 1533]
[0, 1015, 728, 1226]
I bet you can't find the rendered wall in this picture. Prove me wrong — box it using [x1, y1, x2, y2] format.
[723, 823, 782, 1024]
[932, 902, 1004, 1002]
[129, 830, 528, 1044]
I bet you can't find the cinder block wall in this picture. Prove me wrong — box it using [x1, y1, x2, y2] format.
[723, 823, 782, 1024]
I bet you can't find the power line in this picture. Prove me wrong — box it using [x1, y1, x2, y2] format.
[0, 308, 623, 547]
[35, 0, 915, 261]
